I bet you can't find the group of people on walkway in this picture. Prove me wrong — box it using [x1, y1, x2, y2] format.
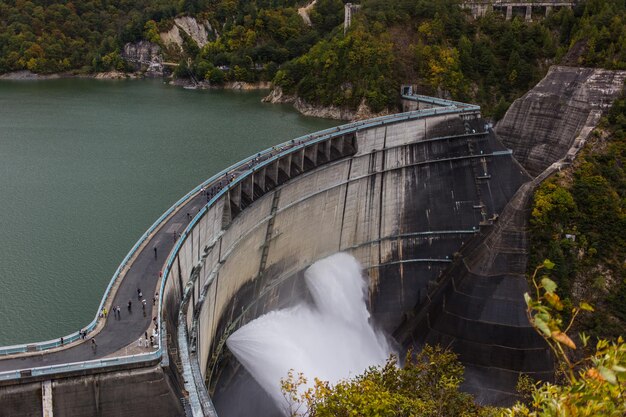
[75, 328, 97, 353]
[100, 305, 123, 320]
[137, 327, 159, 350]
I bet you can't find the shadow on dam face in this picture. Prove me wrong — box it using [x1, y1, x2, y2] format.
[197, 114, 539, 416]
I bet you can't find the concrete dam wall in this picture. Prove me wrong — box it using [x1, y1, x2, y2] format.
[168, 101, 540, 416]
[0, 364, 184, 417]
[172, 67, 625, 415]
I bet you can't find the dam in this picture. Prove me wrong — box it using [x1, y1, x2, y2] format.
[0, 66, 624, 416]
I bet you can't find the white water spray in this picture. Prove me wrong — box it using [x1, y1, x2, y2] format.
[226, 253, 393, 414]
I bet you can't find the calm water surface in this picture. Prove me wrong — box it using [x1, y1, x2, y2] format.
[0, 79, 338, 345]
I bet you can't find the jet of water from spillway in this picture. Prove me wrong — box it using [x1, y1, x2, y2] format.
[226, 252, 393, 415]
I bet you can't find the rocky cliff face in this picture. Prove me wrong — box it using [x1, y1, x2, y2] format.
[0, 70, 60, 80]
[297, 0, 317, 26]
[495, 66, 626, 177]
[122, 41, 161, 64]
[160, 16, 215, 51]
[121, 41, 162, 76]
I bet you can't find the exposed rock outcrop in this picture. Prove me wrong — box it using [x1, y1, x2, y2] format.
[224, 81, 271, 90]
[93, 71, 139, 79]
[122, 41, 161, 64]
[298, 0, 317, 26]
[121, 41, 163, 76]
[495, 65, 626, 176]
[169, 79, 271, 90]
[291, 98, 357, 120]
[160, 16, 215, 51]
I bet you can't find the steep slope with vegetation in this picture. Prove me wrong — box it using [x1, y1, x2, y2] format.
[175, 0, 320, 85]
[274, 0, 559, 115]
[529, 95, 626, 340]
[271, 0, 626, 115]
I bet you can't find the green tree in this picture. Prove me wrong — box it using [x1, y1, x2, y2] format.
[144, 20, 161, 44]
[310, 0, 344, 33]
[528, 97, 626, 338]
[275, 23, 396, 111]
[281, 346, 496, 417]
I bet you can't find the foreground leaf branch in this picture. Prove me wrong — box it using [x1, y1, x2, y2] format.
[507, 259, 626, 416]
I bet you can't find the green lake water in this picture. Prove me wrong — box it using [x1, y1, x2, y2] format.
[0, 78, 339, 346]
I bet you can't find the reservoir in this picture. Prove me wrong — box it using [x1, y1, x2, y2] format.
[0, 78, 338, 346]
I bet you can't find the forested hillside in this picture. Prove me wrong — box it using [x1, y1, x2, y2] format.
[269, 0, 626, 114]
[0, 0, 179, 73]
[2, 0, 625, 116]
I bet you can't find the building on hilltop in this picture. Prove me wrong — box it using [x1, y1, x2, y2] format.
[463, 0, 575, 21]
